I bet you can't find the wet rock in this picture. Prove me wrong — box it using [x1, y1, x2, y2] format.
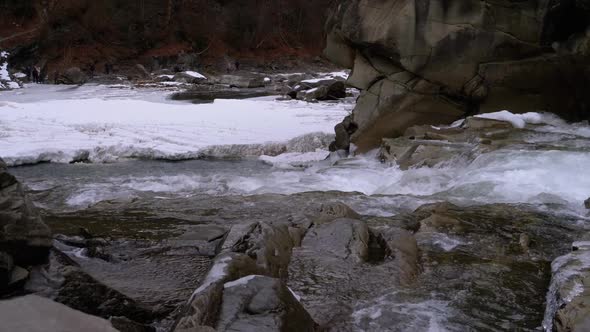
[170, 225, 228, 257]
[57, 67, 88, 85]
[218, 75, 265, 88]
[110, 316, 156, 332]
[302, 218, 369, 263]
[296, 86, 329, 102]
[221, 222, 258, 252]
[130, 64, 151, 81]
[174, 253, 264, 331]
[9, 266, 29, 288]
[295, 80, 346, 102]
[56, 266, 154, 323]
[585, 197, 590, 209]
[0, 158, 51, 269]
[0, 252, 13, 288]
[217, 275, 317, 332]
[315, 202, 360, 224]
[464, 117, 515, 130]
[174, 71, 207, 84]
[545, 240, 590, 332]
[231, 222, 295, 279]
[380, 228, 420, 284]
[0, 295, 118, 332]
[330, 115, 358, 152]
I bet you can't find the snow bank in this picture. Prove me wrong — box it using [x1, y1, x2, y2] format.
[0, 96, 349, 166]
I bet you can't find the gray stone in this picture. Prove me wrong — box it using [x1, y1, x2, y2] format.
[302, 218, 369, 263]
[217, 275, 316, 332]
[325, 0, 590, 151]
[110, 316, 156, 332]
[380, 228, 420, 284]
[0, 252, 13, 288]
[174, 71, 207, 84]
[296, 86, 329, 101]
[173, 253, 263, 331]
[585, 197, 590, 209]
[232, 222, 295, 279]
[315, 202, 360, 225]
[218, 75, 264, 88]
[0, 295, 118, 332]
[0, 158, 51, 267]
[57, 67, 87, 85]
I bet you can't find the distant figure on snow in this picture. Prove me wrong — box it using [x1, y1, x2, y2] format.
[235, 60, 240, 71]
[104, 62, 112, 75]
[89, 62, 96, 78]
[32, 66, 40, 83]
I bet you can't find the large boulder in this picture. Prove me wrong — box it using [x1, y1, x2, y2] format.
[57, 67, 88, 85]
[325, 0, 590, 152]
[174, 71, 208, 84]
[217, 75, 265, 88]
[0, 295, 119, 332]
[301, 218, 370, 263]
[0, 158, 51, 270]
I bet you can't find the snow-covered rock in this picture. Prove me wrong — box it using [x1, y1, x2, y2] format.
[0, 51, 21, 91]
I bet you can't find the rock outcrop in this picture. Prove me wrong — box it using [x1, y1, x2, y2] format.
[0, 158, 51, 293]
[325, 0, 590, 152]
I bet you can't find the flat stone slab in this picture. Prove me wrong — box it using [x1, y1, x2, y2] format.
[0, 295, 118, 332]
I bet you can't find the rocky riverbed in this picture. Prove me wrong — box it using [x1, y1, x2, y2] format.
[1, 86, 589, 331]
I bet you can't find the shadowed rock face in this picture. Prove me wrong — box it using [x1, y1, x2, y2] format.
[325, 0, 590, 152]
[0, 158, 51, 268]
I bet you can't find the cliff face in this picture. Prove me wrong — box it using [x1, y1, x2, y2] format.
[325, 0, 590, 152]
[0, 0, 333, 70]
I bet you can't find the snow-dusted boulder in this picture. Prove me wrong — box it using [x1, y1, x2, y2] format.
[174, 71, 207, 84]
[0, 51, 21, 91]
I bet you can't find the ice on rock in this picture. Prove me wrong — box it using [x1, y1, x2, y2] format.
[474, 110, 547, 129]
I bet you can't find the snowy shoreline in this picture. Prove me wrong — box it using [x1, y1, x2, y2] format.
[0, 88, 351, 166]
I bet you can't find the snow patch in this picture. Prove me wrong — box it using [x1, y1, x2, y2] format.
[190, 255, 233, 299]
[474, 111, 546, 129]
[224, 275, 259, 288]
[184, 71, 206, 79]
